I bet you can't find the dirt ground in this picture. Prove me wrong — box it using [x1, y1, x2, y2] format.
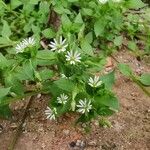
[0, 50, 150, 150]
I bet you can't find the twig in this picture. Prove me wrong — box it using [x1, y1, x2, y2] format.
[8, 96, 35, 150]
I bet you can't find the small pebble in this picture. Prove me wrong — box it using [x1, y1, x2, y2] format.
[10, 123, 18, 129]
[147, 109, 150, 113]
[94, 120, 99, 126]
[135, 68, 142, 75]
[37, 93, 42, 99]
[88, 140, 97, 146]
[22, 130, 28, 134]
[30, 115, 34, 119]
[63, 129, 70, 136]
[76, 140, 86, 148]
[41, 143, 46, 149]
[22, 122, 26, 128]
[38, 126, 44, 132]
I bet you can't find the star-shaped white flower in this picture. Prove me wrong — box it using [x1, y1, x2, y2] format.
[15, 37, 35, 54]
[22, 37, 36, 47]
[88, 76, 102, 88]
[57, 93, 68, 105]
[49, 36, 68, 53]
[15, 42, 26, 53]
[76, 98, 92, 114]
[65, 50, 81, 65]
[45, 107, 57, 120]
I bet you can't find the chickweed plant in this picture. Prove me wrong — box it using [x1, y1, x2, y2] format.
[0, 0, 148, 123]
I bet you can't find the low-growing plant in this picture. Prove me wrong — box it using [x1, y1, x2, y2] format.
[0, 0, 148, 123]
[0, 35, 119, 122]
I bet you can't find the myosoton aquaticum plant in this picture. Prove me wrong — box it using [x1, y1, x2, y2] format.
[0, 0, 147, 123]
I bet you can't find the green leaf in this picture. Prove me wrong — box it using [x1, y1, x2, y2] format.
[16, 60, 34, 81]
[0, 53, 9, 69]
[42, 28, 55, 38]
[10, 0, 22, 10]
[74, 13, 83, 24]
[1, 20, 12, 38]
[118, 63, 133, 77]
[61, 14, 72, 30]
[32, 25, 41, 35]
[85, 32, 93, 44]
[82, 8, 93, 16]
[127, 0, 146, 9]
[81, 39, 94, 56]
[94, 19, 105, 37]
[139, 73, 150, 86]
[0, 87, 10, 99]
[0, 1, 8, 10]
[5, 74, 24, 96]
[0, 105, 12, 119]
[36, 50, 56, 60]
[0, 37, 12, 45]
[100, 71, 115, 90]
[128, 41, 138, 51]
[54, 78, 74, 92]
[114, 36, 123, 46]
[29, 0, 40, 5]
[39, 69, 54, 80]
[54, 5, 71, 14]
[95, 94, 119, 111]
[39, 1, 50, 14]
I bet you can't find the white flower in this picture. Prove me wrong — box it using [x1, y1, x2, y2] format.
[88, 76, 102, 88]
[15, 43, 26, 53]
[22, 37, 36, 47]
[76, 98, 92, 114]
[98, 0, 109, 4]
[65, 50, 81, 65]
[49, 36, 68, 53]
[45, 107, 57, 120]
[15, 37, 35, 54]
[61, 73, 67, 78]
[61, 74, 70, 79]
[57, 93, 68, 105]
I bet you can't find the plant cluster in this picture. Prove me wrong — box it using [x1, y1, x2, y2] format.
[0, 0, 149, 123]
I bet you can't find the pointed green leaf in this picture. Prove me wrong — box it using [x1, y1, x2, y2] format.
[139, 73, 150, 86]
[118, 63, 133, 77]
[1, 20, 12, 38]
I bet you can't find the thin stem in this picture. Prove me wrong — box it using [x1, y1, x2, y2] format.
[0, 44, 14, 49]
[112, 55, 150, 97]
[0, 90, 42, 106]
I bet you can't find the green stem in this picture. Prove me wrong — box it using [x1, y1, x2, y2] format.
[0, 44, 14, 49]
[0, 90, 42, 106]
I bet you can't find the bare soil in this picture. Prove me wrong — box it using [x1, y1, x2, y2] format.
[0, 50, 150, 150]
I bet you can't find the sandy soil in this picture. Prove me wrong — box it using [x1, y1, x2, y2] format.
[0, 50, 150, 150]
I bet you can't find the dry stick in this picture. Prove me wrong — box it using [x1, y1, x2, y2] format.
[8, 96, 35, 150]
